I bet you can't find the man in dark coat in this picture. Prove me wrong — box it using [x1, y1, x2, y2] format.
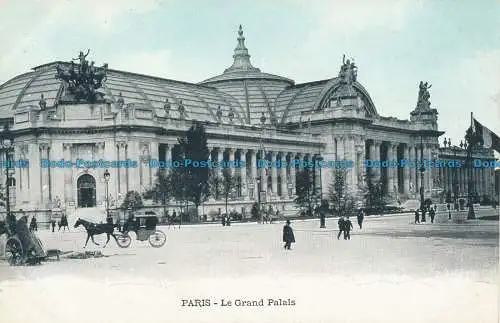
[29, 217, 38, 232]
[429, 207, 436, 223]
[283, 220, 295, 250]
[6, 212, 16, 235]
[344, 217, 353, 240]
[357, 209, 365, 229]
[337, 216, 345, 240]
[15, 216, 33, 256]
[414, 209, 420, 224]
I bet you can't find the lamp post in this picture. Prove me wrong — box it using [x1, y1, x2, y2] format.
[1, 125, 14, 218]
[104, 169, 110, 223]
[452, 146, 459, 210]
[257, 177, 262, 223]
[419, 136, 426, 222]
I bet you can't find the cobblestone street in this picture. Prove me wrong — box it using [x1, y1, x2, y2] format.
[0, 213, 497, 323]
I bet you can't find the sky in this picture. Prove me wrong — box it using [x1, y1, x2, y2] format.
[0, 0, 499, 148]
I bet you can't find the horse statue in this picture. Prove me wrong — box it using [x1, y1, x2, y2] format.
[74, 218, 119, 248]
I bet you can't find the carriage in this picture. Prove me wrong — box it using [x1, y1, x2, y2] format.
[1, 217, 57, 265]
[115, 214, 166, 248]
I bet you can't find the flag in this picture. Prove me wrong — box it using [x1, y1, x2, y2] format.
[473, 118, 500, 153]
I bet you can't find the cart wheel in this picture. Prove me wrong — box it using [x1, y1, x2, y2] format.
[5, 237, 24, 266]
[148, 230, 166, 248]
[116, 233, 131, 248]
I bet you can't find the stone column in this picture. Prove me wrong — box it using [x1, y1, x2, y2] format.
[450, 165, 453, 195]
[403, 145, 410, 195]
[260, 151, 267, 197]
[164, 144, 173, 176]
[427, 145, 433, 194]
[374, 141, 381, 180]
[336, 137, 346, 187]
[415, 146, 420, 192]
[250, 150, 257, 199]
[103, 142, 117, 204]
[270, 151, 278, 197]
[39, 144, 51, 205]
[117, 142, 128, 196]
[13, 144, 23, 206]
[63, 143, 73, 205]
[239, 149, 247, 199]
[127, 141, 141, 193]
[369, 142, 376, 181]
[336, 137, 345, 160]
[28, 143, 41, 206]
[149, 141, 159, 188]
[387, 143, 394, 194]
[280, 152, 287, 199]
[347, 137, 356, 189]
[481, 168, 486, 196]
[228, 148, 235, 177]
[393, 144, 399, 194]
[218, 147, 224, 177]
[289, 153, 296, 197]
[357, 142, 366, 190]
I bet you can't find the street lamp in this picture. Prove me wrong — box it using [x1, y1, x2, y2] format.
[104, 169, 110, 222]
[451, 146, 459, 210]
[1, 125, 14, 218]
[257, 177, 262, 223]
[419, 136, 426, 222]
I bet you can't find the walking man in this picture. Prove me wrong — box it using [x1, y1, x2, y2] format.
[429, 206, 435, 224]
[282, 220, 295, 250]
[344, 217, 353, 240]
[414, 209, 420, 224]
[337, 216, 345, 240]
[357, 209, 365, 229]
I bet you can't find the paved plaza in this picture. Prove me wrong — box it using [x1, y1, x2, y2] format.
[0, 213, 498, 323]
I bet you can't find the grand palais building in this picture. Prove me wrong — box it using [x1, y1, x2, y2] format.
[0, 26, 497, 221]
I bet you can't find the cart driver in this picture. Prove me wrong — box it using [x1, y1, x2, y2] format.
[15, 216, 34, 256]
[5, 212, 17, 235]
[122, 209, 137, 233]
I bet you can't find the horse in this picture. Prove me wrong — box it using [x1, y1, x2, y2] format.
[74, 218, 118, 248]
[58, 215, 69, 232]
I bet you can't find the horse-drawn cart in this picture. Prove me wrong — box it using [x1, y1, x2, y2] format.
[115, 214, 166, 248]
[1, 217, 59, 265]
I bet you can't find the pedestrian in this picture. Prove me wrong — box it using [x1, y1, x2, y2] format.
[282, 220, 295, 250]
[447, 203, 451, 220]
[357, 209, 365, 229]
[222, 215, 226, 226]
[51, 220, 56, 232]
[414, 209, 420, 224]
[226, 215, 231, 226]
[344, 217, 353, 240]
[429, 207, 435, 223]
[29, 217, 37, 232]
[337, 216, 345, 240]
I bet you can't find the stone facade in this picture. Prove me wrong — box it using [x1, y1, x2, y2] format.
[0, 26, 496, 220]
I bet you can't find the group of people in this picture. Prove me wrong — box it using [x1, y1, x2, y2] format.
[262, 209, 279, 224]
[282, 209, 367, 249]
[414, 205, 437, 224]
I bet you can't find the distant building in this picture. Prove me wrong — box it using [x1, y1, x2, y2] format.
[0, 26, 496, 219]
